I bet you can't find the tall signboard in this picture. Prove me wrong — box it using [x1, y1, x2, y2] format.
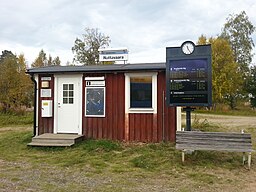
[166, 41, 212, 131]
[166, 41, 212, 107]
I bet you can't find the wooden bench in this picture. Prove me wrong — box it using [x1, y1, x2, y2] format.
[176, 131, 253, 169]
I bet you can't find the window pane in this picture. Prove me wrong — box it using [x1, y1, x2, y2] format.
[63, 98, 68, 104]
[69, 98, 74, 104]
[69, 91, 73, 97]
[69, 84, 74, 90]
[130, 77, 152, 108]
[63, 91, 68, 97]
[63, 84, 68, 90]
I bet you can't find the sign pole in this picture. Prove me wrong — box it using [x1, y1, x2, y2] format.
[183, 107, 195, 131]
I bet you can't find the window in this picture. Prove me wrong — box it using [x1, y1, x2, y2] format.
[130, 77, 152, 108]
[63, 84, 74, 104]
[125, 73, 157, 113]
[85, 87, 105, 117]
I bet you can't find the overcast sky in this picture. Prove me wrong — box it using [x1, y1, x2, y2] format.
[0, 0, 256, 66]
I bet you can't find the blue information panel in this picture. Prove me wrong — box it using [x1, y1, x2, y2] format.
[85, 87, 105, 116]
[166, 44, 212, 107]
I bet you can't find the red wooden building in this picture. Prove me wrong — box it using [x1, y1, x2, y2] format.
[27, 63, 177, 143]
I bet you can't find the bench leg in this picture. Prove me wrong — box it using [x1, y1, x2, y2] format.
[182, 150, 185, 162]
[248, 152, 252, 170]
[243, 152, 246, 165]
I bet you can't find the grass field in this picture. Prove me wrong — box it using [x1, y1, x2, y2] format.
[0, 113, 255, 191]
[0, 112, 33, 127]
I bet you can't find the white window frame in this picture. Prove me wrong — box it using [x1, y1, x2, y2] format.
[125, 72, 157, 114]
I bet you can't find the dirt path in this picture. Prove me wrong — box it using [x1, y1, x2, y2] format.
[182, 113, 256, 129]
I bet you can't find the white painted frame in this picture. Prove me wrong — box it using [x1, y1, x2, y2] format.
[54, 74, 83, 135]
[125, 72, 157, 114]
[35, 75, 39, 136]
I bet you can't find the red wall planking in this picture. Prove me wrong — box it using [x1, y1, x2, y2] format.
[36, 71, 176, 142]
[38, 74, 54, 134]
[82, 71, 176, 142]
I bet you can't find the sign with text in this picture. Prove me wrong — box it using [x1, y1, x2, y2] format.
[166, 42, 212, 107]
[99, 48, 128, 62]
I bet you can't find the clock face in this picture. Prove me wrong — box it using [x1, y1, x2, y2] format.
[181, 41, 195, 55]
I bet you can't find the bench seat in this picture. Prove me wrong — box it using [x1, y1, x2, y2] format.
[176, 131, 253, 169]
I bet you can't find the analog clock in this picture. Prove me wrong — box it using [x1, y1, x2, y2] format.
[181, 41, 195, 55]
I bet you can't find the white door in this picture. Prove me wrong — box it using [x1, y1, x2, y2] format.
[55, 75, 82, 134]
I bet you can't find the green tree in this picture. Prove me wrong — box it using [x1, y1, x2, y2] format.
[0, 51, 33, 113]
[246, 66, 256, 108]
[72, 27, 111, 65]
[221, 11, 255, 74]
[197, 36, 243, 109]
[16, 54, 34, 110]
[32, 50, 62, 67]
[31, 49, 47, 68]
[48, 54, 53, 66]
[52, 56, 61, 66]
[0, 50, 13, 63]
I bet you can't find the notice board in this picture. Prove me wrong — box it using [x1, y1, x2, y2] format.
[166, 42, 212, 107]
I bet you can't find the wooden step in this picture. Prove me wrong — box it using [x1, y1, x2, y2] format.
[27, 142, 74, 147]
[27, 133, 83, 147]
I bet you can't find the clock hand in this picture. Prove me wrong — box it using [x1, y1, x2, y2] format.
[186, 46, 191, 53]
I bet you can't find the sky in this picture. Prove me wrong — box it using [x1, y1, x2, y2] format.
[0, 0, 256, 66]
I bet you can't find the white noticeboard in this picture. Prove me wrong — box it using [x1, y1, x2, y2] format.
[41, 89, 52, 97]
[41, 100, 52, 117]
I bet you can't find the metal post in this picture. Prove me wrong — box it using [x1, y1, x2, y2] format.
[183, 107, 195, 131]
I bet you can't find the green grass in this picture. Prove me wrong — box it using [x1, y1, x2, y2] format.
[0, 112, 33, 127]
[1, 112, 255, 191]
[0, 130, 246, 171]
[0, 128, 254, 191]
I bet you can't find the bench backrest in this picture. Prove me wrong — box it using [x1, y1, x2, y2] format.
[176, 131, 253, 152]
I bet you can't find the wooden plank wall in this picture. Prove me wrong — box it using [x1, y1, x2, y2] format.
[83, 73, 125, 140]
[82, 71, 176, 142]
[38, 74, 54, 134]
[128, 71, 176, 142]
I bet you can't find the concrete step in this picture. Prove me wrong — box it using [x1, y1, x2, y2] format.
[27, 133, 84, 147]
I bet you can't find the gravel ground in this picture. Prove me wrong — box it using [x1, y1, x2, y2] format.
[191, 113, 256, 129]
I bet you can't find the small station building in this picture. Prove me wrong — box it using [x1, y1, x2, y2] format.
[27, 63, 179, 144]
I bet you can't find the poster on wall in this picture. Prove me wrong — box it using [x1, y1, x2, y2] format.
[41, 89, 51, 97]
[85, 87, 105, 117]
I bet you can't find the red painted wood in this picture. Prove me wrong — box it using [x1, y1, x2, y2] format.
[129, 113, 134, 140]
[83, 73, 125, 141]
[38, 75, 54, 135]
[37, 70, 176, 142]
[83, 71, 176, 142]
[127, 72, 176, 142]
[152, 113, 157, 142]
